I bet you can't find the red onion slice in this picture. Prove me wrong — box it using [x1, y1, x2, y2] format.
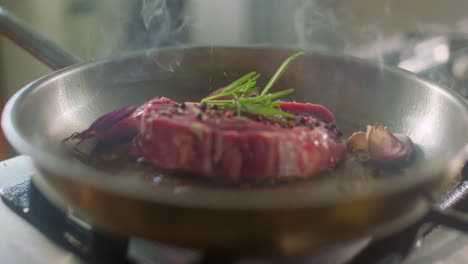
[64, 105, 137, 143]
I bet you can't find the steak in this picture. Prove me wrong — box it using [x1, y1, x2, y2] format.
[131, 97, 347, 181]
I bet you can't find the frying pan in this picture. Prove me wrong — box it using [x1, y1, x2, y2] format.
[1, 7, 468, 256]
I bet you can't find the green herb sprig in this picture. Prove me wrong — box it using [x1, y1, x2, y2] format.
[201, 51, 304, 118]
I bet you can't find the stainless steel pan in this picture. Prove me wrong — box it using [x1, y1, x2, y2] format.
[1, 7, 468, 256]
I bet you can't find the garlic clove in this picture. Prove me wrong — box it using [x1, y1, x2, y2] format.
[367, 123, 413, 162]
[346, 131, 368, 152]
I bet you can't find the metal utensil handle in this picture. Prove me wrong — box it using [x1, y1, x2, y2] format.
[428, 145, 468, 231]
[0, 6, 82, 70]
[428, 207, 468, 232]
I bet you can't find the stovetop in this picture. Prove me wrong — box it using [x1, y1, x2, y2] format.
[1, 30, 468, 264]
[0, 157, 467, 264]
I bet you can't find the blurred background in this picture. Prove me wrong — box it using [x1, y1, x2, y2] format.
[1, 0, 468, 159]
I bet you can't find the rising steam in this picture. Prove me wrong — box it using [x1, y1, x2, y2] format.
[294, 0, 342, 51]
[136, 0, 187, 47]
[137, 0, 186, 71]
[141, 0, 168, 30]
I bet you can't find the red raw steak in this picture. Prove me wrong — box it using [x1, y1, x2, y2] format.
[130, 97, 347, 181]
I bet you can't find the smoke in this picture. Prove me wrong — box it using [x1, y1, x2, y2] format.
[91, 0, 188, 77]
[131, 0, 187, 49]
[294, 0, 343, 52]
[129, 0, 186, 71]
[141, 0, 168, 30]
[347, 22, 389, 64]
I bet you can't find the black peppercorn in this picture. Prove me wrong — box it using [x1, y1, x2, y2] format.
[180, 102, 186, 109]
[299, 116, 307, 125]
[326, 122, 336, 130]
[196, 113, 203, 120]
[200, 102, 207, 112]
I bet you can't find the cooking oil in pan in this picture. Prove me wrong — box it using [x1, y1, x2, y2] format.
[65, 135, 425, 195]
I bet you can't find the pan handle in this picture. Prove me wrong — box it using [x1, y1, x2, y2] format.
[0, 6, 82, 70]
[428, 207, 468, 232]
[427, 145, 468, 231]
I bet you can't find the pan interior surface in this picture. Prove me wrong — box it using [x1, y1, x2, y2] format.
[3, 47, 468, 208]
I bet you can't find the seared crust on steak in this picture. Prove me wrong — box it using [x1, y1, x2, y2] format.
[132, 97, 346, 181]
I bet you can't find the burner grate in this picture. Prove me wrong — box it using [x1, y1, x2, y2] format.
[1, 179, 131, 264]
[0, 163, 467, 264]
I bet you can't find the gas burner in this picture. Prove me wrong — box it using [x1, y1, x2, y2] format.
[1, 180, 130, 264]
[0, 157, 467, 264]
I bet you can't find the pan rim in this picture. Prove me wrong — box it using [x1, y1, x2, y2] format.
[2, 46, 467, 209]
